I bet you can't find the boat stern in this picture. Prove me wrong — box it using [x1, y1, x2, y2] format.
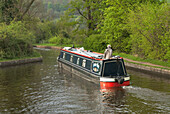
[100, 76, 130, 89]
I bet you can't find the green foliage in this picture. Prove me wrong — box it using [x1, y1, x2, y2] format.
[34, 14, 79, 45]
[127, 3, 170, 61]
[99, 0, 135, 53]
[83, 34, 106, 52]
[35, 21, 55, 43]
[0, 0, 18, 24]
[0, 21, 35, 41]
[48, 35, 71, 45]
[0, 38, 34, 59]
[43, 0, 69, 19]
[0, 0, 169, 64]
[0, 21, 35, 59]
[68, 0, 106, 36]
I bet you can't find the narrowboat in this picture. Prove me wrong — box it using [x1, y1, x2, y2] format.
[58, 47, 130, 88]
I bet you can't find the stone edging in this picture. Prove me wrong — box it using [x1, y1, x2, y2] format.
[125, 62, 170, 75]
[0, 57, 43, 67]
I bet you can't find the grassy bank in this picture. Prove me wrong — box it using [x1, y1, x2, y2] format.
[112, 52, 170, 68]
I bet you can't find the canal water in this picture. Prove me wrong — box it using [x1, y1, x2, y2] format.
[0, 49, 169, 113]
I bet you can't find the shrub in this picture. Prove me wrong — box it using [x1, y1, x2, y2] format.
[48, 35, 71, 45]
[0, 21, 35, 59]
[0, 38, 33, 59]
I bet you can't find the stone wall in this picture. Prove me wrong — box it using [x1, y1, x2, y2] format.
[125, 62, 170, 75]
[0, 57, 42, 67]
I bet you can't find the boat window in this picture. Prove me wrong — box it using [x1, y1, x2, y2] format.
[82, 60, 86, 67]
[85, 60, 91, 70]
[103, 61, 125, 77]
[77, 58, 79, 64]
[73, 56, 78, 64]
[63, 53, 65, 59]
[65, 53, 71, 61]
[70, 55, 73, 62]
[79, 58, 83, 66]
[60, 52, 63, 58]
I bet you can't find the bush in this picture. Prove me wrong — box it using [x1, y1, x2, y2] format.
[0, 21, 35, 59]
[0, 38, 33, 59]
[35, 19, 73, 44]
[0, 21, 35, 41]
[35, 21, 56, 43]
[48, 35, 72, 45]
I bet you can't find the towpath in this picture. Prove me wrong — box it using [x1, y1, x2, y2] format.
[124, 58, 170, 69]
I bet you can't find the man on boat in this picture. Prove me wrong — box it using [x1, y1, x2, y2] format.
[104, 44, 112, 59]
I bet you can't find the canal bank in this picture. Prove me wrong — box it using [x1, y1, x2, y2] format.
[125, 61, 170, 77]
[0, 57, 43, 67]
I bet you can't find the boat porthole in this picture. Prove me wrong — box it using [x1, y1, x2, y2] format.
[92, 63, 100, 73]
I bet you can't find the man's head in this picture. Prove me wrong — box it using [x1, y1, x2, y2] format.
[107, 44, 111, 48]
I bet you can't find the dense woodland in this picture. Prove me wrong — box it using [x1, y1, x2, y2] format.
[0, 0, 169, 62]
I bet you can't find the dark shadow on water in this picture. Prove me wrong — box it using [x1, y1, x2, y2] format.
[58, 66, 100, 90]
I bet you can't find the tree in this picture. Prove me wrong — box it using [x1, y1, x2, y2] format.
[98, 0, 166, 53]
[99, 0, 136, 53]
[17, 0, 46, 20]
[0, 0, 46, 23]
[19, 0, 35, 20]
[127, 3, 170, 60]
[68, 0, 105, 36]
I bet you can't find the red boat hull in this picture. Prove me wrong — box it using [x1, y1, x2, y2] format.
[100, 80, 130, 89]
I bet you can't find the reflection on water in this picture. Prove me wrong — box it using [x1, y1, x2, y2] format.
[101, 88, 125, 107]
[0, 49, 169, 113]
[100, 88, 127, 113]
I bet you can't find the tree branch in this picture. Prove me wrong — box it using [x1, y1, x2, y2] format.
[75, 7, 88, 20]
[20, 0, 35, 20]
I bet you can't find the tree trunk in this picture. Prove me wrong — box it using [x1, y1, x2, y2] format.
[20, 0, 35, 20]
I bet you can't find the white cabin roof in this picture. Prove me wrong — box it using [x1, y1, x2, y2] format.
[63, 47, 103, 59]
